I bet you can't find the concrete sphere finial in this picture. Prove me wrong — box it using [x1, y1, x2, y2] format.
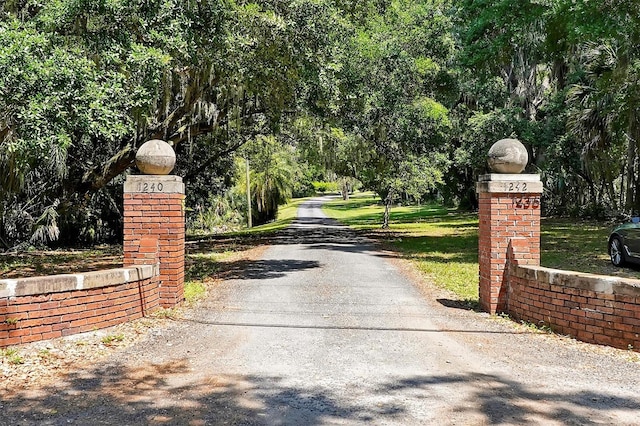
[135, 139, 176, 175]
[487, 138, 528, 174]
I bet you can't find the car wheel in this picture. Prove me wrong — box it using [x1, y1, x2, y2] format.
[609, 236, 626, 266]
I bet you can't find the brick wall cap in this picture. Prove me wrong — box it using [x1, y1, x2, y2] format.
[514, 264, 640, 297]
[477, 179, 543, 194]
[479, 174, 541, 182]
[0, 264, 159, 298]
[124, 175, 184, 194]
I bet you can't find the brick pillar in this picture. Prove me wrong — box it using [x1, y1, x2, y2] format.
[124, 175, 185, 307]
[477, 174, 542, 314]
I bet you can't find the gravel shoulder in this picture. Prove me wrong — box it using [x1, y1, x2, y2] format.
[1, 197, 639, 425]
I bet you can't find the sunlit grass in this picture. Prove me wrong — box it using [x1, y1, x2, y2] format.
[541, 220, 608, 269]
[540, 218, 637, 278]
[232, 197, 310, 235]
[324, 192, 457, 229]
[183, 280, 207, 304]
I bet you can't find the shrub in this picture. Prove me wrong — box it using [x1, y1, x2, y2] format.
[188, 192, 245, 234]
[313, 181, 339, 193]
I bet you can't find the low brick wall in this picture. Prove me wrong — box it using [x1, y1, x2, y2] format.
[507, 263, 640, 351]
[0, 265, 160, 347]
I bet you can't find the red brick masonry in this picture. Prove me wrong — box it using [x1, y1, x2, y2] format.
[477, 174, 543, 313]
[0, 175, 185, 348]
[0, 265, 159, 347]
[506, 261, 640, 352]
[478, 191, 541, 313]
[477, 173, 639, 352]
[123, 175, 185, 307]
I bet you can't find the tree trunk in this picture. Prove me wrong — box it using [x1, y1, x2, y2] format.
[0, 212, 8, 250]
[626, 113, 640, 213]
[72, 144, 137, 195]
[382, 193, 392, 229]
[341, 179, 349, 201]
[625, 136, 636, 212]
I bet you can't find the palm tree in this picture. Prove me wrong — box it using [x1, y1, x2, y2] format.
[567, 40, 640, 213]
[244, 136, 295, 225]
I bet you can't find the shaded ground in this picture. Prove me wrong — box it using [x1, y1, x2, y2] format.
[1, 197, 639, 425]
[0, 246, 122, 279]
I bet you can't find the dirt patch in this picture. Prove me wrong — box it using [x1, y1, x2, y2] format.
[1, 316, 165, 392]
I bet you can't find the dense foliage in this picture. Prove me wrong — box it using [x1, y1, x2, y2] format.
[2, 0, 640, 247]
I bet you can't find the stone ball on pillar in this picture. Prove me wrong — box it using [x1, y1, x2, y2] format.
[487, 138, 528, 174]
[135, 139, 176, 175]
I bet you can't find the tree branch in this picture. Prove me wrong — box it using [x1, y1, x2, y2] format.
[76, 144, 137, 194]
[183, 138, 251, 182]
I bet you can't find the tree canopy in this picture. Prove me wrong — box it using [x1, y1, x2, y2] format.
[3, 0, 640, 247]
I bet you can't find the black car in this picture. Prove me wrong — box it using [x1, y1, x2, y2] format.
[608, 218, 640, 266]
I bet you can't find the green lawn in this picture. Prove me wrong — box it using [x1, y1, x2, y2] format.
[322, 192, 640, 304]
[540, 218, 615, 274]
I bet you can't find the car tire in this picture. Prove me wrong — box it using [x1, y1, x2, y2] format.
[609, 236, 626, 267]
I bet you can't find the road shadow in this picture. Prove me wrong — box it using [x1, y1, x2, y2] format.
[379, 373, 640, 425]
[436, 298, 480, 312]
[187, 213, 366, 253]
[2, 360, 637, 425]
[186, 213, 377, 283]
[0, 360, 401, 425]
[187, 257, 321, 282]
[221, 259, 321, 281]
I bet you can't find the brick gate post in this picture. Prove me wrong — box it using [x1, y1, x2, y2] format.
[123, 140, 185, 308]
[477, 139, 543, 314]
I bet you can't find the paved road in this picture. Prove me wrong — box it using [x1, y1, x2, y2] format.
[3, 197, 640, 425]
